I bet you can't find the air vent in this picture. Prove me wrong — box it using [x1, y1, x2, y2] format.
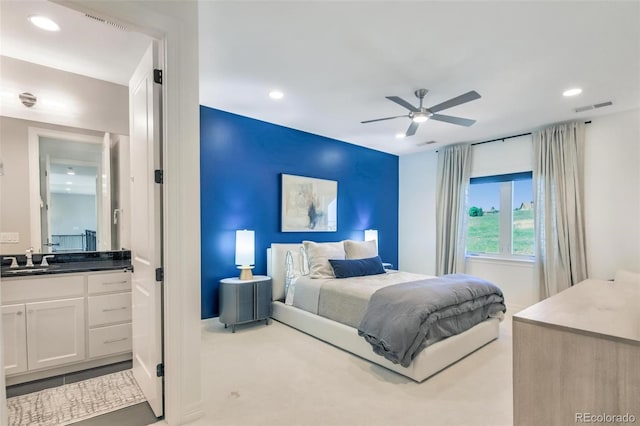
[575, 101, 613, 113]
[19, 92, 37, 108]
[416, 140, 437, 147]
[84, 13, 128, 31]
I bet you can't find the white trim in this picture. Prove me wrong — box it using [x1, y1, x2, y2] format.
[27, 127, 103, 253]
[466, 254, 535, 267]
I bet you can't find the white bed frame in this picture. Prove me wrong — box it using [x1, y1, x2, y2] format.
[267, 244, 500, 382]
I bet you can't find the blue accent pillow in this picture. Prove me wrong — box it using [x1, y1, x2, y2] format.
[328, 256, 385, 279]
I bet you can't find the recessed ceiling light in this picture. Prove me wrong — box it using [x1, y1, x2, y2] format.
[269, 90, 284, 100]
[66, 167, 75, 175]
[28, 15, 60, 32]
[65, 187, 71, 191]
[65, 181, 73, 185]
[563, 88, 582, 97]
[395, 133, 406, 139]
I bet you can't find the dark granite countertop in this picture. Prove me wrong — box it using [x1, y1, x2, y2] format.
[1, 250, 132, 278]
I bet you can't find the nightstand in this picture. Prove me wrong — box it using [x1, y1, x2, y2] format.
[219, 275, 272, 333]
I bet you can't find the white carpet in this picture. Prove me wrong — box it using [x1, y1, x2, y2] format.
[186, 314, 514, 426]
[7, 370, 146, 426]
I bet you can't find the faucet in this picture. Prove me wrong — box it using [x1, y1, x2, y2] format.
[26, 247, 34, 267]
[3, 257, 18, 268]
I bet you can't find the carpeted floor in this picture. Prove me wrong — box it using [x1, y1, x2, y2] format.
[7, 370, 146, 426]
[181, 313, 514, 426]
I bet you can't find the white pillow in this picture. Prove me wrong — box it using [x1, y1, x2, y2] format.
[614, 269, 640, 284]
[302, 241, 345, 279]
[343, 239, 378, 260]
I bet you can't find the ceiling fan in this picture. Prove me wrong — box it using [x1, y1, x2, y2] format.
[361, 89, 481, 136]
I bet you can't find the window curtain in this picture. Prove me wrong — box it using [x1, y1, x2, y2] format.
[533, 121, 587, 298]
[436, 143, 471, 275]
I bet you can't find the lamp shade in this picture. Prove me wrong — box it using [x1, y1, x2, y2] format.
[364, 229, 378, 250]
[235, 230, 255, 266]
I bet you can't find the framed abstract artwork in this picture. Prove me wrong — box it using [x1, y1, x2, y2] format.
[281, 174, 337, 232]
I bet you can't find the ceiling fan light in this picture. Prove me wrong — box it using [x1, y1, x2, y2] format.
[412, 114, 429, 123]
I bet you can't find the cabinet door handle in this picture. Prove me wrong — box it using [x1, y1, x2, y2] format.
[102, 307, 128, 312]
[104, 337, 128, 344]
[16, 311, 23, 316]
[102, 280, 128, 286]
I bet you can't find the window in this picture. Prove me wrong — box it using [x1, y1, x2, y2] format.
[466, 172, 534, 258]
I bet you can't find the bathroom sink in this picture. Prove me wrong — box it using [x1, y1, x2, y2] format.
[5, 268, 48, 274]
[3, 266, 59, 274]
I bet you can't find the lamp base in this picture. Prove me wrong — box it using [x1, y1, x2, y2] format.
[238, 266, 254, 280]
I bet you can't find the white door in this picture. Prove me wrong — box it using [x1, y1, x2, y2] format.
[2, 304, 27, 375]
[26, 298, 85, 370]
[129, 41, 163, 417]
[97, 133, 112, 251]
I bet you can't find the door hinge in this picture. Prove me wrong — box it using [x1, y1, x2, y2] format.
[154, 169, 163, 184]
[155, 267, 164, 282]
[156, 363, 164, 377]
[154, 69, 163, 84]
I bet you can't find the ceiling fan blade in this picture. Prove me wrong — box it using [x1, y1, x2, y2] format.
[430, 114, 477, 127]
[361, 115, 407, 124]
[405, 121, 419, 136]
[428, 90, 481, 113]
[386, 96, 420, 112]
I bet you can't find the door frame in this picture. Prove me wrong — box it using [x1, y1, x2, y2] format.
[51, 1, 203, 425]
[1, 2, 202, 425]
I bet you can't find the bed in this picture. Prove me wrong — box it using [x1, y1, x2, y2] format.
[267, 242, 504, 382]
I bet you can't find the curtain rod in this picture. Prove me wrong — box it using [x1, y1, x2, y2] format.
[470, 120, 592, 147]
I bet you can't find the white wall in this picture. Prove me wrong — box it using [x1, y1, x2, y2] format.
[584, 108, 640, 278]
[0, 56, 128, 135]
[398, 150, 437, 275]
[50, 193, 97, 236]
[399, 108, 640, 311]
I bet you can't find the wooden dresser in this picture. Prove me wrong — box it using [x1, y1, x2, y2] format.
[513, 279, 640, 426]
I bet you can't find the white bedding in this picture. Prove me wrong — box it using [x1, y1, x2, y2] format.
[291, 271, 430, 328]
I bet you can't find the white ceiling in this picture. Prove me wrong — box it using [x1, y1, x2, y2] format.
[199, 1, 640, 155]
[0, 0, 150, 86]
[1, 1, 638, 156]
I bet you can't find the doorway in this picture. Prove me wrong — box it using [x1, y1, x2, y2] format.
[1, 1, 163, 424]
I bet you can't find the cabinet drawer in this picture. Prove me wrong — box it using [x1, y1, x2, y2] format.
[88, 293, 131, 327]
[2, 275, 85, 304]
[88, 271, 131, 295]
[89, 323, 132, 358]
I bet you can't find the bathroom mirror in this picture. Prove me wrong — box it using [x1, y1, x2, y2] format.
[26, 126, 129, 254]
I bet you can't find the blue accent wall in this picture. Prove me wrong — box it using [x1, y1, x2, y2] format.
[200, 106, 399, 319]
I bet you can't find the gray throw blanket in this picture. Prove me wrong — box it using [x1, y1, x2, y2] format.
[357, 274, 506, 367]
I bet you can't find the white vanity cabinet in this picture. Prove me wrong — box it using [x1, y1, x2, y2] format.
[87, 270, 132, 358]
[26, 297, 85, 370]
[1, 269, 132, 384]
[2, 304, 27, 375]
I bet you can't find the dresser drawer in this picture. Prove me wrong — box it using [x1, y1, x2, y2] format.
[89, 323, 132, 358]
[88, 293, 131, 327]
[88, 271, 131, 295]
